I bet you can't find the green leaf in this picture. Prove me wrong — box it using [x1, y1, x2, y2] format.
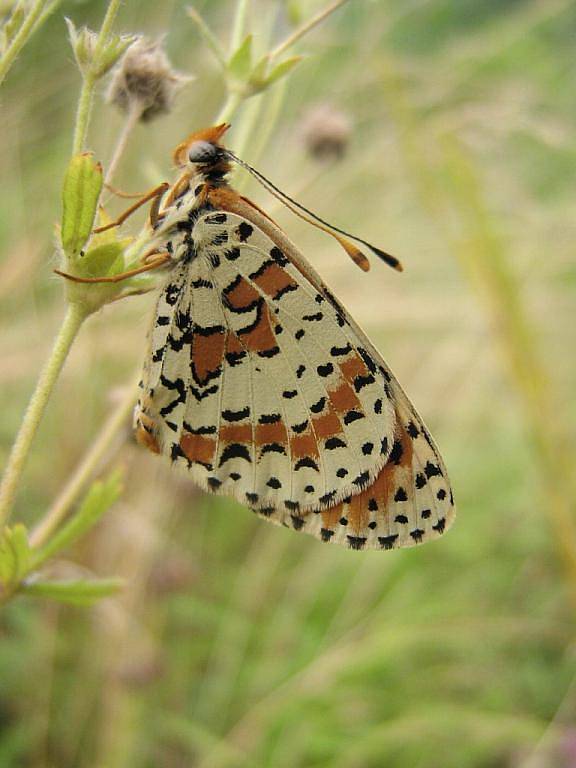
[227, 34, 252, 80]
[95, 32, 136, 79]
[264, 55, 302, 86]
[21, 578, 124, 606]
[0, 525, 31, 588]
[250, 54, 270, 85]
[61, 152, 103, 260]
[31, 470, 123, 569]
[75, 242, 125, 279]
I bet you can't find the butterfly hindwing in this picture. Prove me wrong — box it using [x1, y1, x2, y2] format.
[136, 211, 397, 515]
[252, 380, 455, 550]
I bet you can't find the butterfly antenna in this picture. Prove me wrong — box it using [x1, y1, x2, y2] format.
[224, 150, 403, 273]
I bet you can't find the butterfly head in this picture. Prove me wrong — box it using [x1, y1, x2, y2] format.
[173, 123, 231, 180]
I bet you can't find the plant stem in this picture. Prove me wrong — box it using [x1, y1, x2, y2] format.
[187, 7, 228, 69]
[71, 0, 123, 155]
[0, 303, 88, 527]
[30, 382, 136, 549]
[104, 104, 142, 185]
[72, 73, 96, 155]
[0, 0, 52, 87]
[215, 90, 243, 124]
[93, 0, 122, 60]
[230, 0, 250, 52]
[270, 0, 350, 60]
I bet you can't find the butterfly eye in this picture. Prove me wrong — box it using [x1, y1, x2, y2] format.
[188, 141, 220, 164]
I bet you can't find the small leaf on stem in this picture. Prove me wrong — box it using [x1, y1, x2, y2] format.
[31, 470, 123, 569]
[21, 577, 124, 606]
[61, 152, 103, 259]
[0, 524, 31, 588]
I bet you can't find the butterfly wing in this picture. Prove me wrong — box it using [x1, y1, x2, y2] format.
[253, 380, 455, 550]
[136, 200, 455, 549]
[136, 210, 399, 515]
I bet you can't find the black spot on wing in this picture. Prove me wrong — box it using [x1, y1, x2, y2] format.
[325, 437, 346, 450]
[310, 397, 325, 414]
[259, 413, 281, 424]
[394, 487, 408, 502]
[389, 440, 403, 465]
[343, 410, 364, 425]
[270, 246, 288, 266]
[260, 443, 286, 455]
[354, 374, 376, 392]
[347, 536, 367, 550]
[294, 457, 319, 472]
[317, 363, 334, 378]
[222, 407, 250, 422]
[219, 444, 252, 466]
[236, 222, 253, 241]
[379, 534, 399, 550]
[331, 343, 353, 357]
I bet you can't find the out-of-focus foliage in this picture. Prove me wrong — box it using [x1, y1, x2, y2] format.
[0, 1, 575, 766]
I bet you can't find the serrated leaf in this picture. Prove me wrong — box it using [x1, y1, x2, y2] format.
[21, 578, 123, 606]
[0, 525, 31, 587]
[61, 153, 103, 259]
[31, 470, 123, 569]
[227, 34, 252, 80]
[264, 55, 302, 86]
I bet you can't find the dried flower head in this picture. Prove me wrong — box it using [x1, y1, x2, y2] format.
[107, 38, 192, 122]
[300, 103, 352, 161]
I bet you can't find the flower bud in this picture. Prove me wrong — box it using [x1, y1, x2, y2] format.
[66, 18, 134, 79]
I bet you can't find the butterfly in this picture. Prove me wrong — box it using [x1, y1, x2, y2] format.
[63, 123, 455, 551]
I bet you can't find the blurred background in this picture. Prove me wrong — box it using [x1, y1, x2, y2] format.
[1, 0, 576, 766]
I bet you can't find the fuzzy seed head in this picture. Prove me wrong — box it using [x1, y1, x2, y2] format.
[300, 103, 352, 161]
[107, 38, 192, 122]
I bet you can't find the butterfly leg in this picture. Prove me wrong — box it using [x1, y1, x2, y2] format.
[93, 182, 171, 233]
[104, 183, 153, 199]
[54, 252, 171, 284]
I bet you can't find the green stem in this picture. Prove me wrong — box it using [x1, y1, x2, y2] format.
[215, 90, 243, 124]
[104, 103, 142, 185]
[30, 382, 136, 549]
[187, 7, 228, 69]
[0, 304, 88, 527]
[0, 0, 51, 87]
[72, 73, 96, 155]
[270, 0, 350, 60]
[230, 0, 250, 52]
[71, 0, 123, 154]
[93, 0, 122, 59]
